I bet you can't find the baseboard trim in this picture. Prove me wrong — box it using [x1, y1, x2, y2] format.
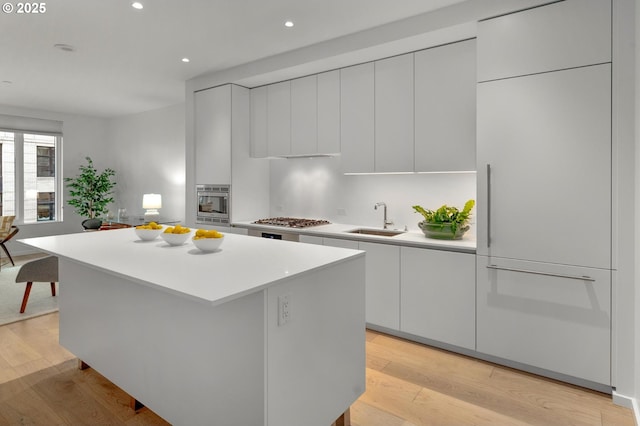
[611, 391, 639, 425]
[612, 390, 634, 408]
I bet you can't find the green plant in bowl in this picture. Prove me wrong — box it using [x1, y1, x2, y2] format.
[412, 200, 475, 240]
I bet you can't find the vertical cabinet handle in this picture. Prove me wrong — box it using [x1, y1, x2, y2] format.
[486, 163, 491, 248]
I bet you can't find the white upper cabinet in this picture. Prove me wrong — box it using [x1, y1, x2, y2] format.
[317, 70, 341, 155]
[267, 81, 291, 157]
[374, 53, 414, 173]
[194, 85, 232, 184]
[478, 0, 611, 81]
[250, 86, 268, 158]
[340, 63, 375, 173]
[251, 70, 341, 158]
[291, 75, 317, 156]
[414, 39, 476, 172]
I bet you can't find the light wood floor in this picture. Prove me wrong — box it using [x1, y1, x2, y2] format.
[0, 314, 634, 426]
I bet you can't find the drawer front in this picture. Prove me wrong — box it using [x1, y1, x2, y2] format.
[476, 256, 611, 385]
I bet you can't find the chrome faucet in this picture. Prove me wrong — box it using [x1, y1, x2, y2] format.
[374, 202, 393, 229]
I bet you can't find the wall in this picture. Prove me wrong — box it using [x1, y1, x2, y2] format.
[635, 0, 640, 416]
[269, 157, 476, 234]
[0, 102, 186, 256]
[0, 103, 109, 255]
[106, 103, 186, 223]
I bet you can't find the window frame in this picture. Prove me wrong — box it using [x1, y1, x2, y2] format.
[0, 128, 63, 225]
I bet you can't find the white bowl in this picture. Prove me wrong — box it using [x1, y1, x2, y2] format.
[134, 227, 163, 241]
[192, 235, 224, 252]
[160, 231, 191, 246]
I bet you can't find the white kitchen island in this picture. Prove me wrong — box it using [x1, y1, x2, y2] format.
[19, 228, 366, 426]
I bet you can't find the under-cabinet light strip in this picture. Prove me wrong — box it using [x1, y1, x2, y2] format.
[343, 170, 476, 176]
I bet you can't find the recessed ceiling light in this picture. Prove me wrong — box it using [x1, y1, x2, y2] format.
[284, 21, 294, 28]
[182, 58, 190, 63]
[131, 2, 143, 10]
[54, 43, 75, 52]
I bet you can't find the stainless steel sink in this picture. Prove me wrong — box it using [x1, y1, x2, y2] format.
[346, 228, 404, 237]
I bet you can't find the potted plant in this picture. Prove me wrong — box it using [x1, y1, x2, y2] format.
[412, 200, 475, 240]
[65, 157, 116, 230]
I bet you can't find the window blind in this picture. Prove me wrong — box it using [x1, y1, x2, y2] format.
[0, 114, 63, 135]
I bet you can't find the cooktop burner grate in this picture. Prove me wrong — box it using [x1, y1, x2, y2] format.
[252, 217, 331, 228]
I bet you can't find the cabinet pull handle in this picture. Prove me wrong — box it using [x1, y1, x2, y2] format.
[487, 265, 595, 282]
[486, 163, 491, 248]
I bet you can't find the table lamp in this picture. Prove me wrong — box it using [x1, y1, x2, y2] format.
[143, 193, 162, 223]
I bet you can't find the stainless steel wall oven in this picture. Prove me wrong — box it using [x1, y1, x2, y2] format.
[196, 184, 230, 224]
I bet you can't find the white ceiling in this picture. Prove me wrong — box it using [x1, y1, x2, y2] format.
[0, 0, 466, 118]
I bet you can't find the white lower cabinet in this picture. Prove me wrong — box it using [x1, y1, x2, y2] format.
[400, 247, 476, 350]
[358, 242, 400, 330]
[322, 238, 399, 329]
[322, 237, 358, 250]
[298, 235, 323, 245]
[476, 255, 611, 386]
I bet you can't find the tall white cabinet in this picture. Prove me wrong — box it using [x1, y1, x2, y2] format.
[476, 64, 611, 267]
[250, 86, 268, 158]
[193, 84, 269, 224]
[194, 85, 232, 185]
[476, 0, 613, 389]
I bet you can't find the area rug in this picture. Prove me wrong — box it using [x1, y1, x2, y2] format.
[0, 265, 58, 326]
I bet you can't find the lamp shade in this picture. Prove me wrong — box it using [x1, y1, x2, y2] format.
[143, 193, 162, 209]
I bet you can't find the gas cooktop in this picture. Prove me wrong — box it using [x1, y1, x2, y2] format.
[252, 217, 331, 228]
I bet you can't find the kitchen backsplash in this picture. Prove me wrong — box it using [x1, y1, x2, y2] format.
[269, 156, 476, 233]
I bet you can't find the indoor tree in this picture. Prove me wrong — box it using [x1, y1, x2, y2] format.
[64, 157, 116, 224]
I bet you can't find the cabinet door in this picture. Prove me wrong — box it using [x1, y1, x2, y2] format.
[340, 63, 374, 173]
[415, 39, 476, 172]
[317, 70, 340, 155]
[375, 53, 414, 172]
[267, 81, 291, 157]
[477, 64, 611, 269]
[478, 0, 611, 81]
[359, 242, 400, 330]
[299, 235, 323, 245]
[291, 75, 318, 155]
[250, 86, 268, 158]
[323, 237, 358, 250]
[400, 247, 475, 350]
[194, 85, 231, 184]
[476, 255, 611, 385]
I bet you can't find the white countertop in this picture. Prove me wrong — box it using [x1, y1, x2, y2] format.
[233, 221, 476, 253]
[18, 228, 364, 306]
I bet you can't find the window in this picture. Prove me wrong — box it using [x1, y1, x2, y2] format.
[37, 146, 55, 177]
[37, 192, 56, 221]
[0, 130, 62, 223]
